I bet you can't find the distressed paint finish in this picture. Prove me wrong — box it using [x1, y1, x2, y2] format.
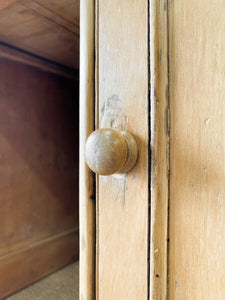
[96, 0, 149, 299]
[169, 0, 225, 298]
[149, 0, 169, 299]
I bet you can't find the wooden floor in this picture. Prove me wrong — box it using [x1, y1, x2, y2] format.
[6, 262, 79, 300]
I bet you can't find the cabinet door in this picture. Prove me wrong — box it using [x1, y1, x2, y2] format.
[168, 0, 225, 299]
[82, 0, 225, 299]
[80, 1, 169, 299]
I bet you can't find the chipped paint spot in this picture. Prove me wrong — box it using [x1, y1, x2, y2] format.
[101, 95, 128, 130]
[159, 49, 162, 63]
[204, 118, 211, 125]
[164, 1, 167, 11]
[189, 183, 200, 187]
[165, 107, 170, 135]
[110, 175, 127, 207]
[188, 183, 200, 193]
[165, 84, 169, 101]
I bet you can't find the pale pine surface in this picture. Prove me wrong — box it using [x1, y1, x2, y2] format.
[169, 0, 225, 299]
[96, 1, 149, 299]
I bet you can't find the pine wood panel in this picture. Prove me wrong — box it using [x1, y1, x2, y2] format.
[169, 0, 225, 298]
[96, 1, 149, 299]
[36, 0, 79, 26]
[0, 43, 77, 80]
[19, 0, 78, 34]
[0, 0, 79, 69]
[0, 229, 78, 299]
[0, 0, 17, 10]
[0, 57, 78, 258]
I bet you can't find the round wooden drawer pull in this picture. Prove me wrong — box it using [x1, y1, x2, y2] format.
[85, 128, 138, 175]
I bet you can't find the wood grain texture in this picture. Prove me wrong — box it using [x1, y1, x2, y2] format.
[0, 229, 78, 299]
[0, 0, 79, 69]
[35, 0, 79, 27]
[0, 57, 78, 258]
[149, 1, 169, 299]
[96, 1, 149, 299]
[19, 0, 78, 35]
[0, 42, 77, 80]
[169, 0, 225, 298]
[0, 0, 17, 10]
[79, 1, 95, 300]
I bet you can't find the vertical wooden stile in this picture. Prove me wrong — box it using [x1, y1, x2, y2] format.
[149, 0, 169, 299]
[79, 1, 95, 300]
[96, 1, 149, 299]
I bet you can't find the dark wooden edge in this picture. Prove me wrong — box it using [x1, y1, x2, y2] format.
[0, 229, 79, 299]
[0, 42, 78, 81]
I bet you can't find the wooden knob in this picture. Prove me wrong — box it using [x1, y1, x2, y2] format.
[85, 128, 138, 175]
